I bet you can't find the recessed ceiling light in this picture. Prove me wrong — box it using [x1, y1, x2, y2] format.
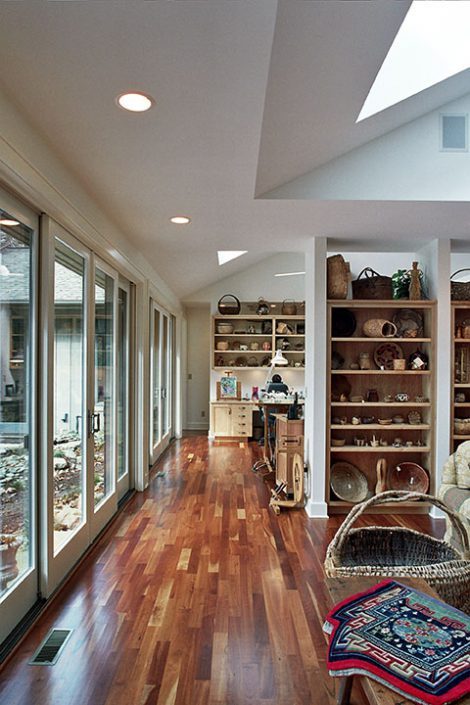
[170, 216, 191, 225]
[274, 271, 305, 277]
[217, 250, 247, 265]
[116, 92, 154, 113]
[0, 216, 20, 226]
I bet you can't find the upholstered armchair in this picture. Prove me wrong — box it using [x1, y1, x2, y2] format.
[438, 441, 470, 551]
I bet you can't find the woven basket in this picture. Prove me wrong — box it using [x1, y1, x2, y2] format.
[451, 269, 470, 301]
[281, 299, 297, 315]
[325, 490, 470, 613]
[327, 254, 349, 300]
[455, 418, 470, 435]
[352, 267, 393, 300]
[217, 294, 240, 315]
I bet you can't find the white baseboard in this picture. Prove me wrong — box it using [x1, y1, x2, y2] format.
[184, 422, 209, 431]
[305, 498, 329, 518]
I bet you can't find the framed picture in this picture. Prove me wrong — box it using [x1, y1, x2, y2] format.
[217, 376, 241, 400]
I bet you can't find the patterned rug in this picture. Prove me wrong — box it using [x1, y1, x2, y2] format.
[324, 580, 470, 705]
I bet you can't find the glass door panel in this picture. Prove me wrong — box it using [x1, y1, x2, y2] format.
[117, 283, 131, 499]
[151, 307, 161, 455]
[93, 268, 115, 508]
[0, 201, 38, 644]
[161, 314, 168, 437]
[53, 242, 85, 554]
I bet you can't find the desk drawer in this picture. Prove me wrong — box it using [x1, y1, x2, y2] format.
[232, 422, 252, 435]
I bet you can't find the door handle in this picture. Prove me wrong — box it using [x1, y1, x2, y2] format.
[76, 415, 82, 434]
[93, 413, 101, 433]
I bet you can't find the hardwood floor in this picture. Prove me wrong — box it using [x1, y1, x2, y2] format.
[0, 435, 444, 705]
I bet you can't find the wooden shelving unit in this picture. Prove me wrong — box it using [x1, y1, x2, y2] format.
[451, 301, 470, 452]
[212, 303, 305, 371]
[327, 299, 436, 514]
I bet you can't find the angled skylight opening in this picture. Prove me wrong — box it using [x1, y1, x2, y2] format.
[357, 1, 470, 122]
[217, 250, 247, 266]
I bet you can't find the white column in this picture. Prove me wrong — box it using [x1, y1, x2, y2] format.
[304, 237, 328, 517]
[417, 238, 451, 517]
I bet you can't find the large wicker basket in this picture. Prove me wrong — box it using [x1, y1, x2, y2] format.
[451, 268, 470, 301]
[325, 490, 470, 613]
[352, 267, 393, 300]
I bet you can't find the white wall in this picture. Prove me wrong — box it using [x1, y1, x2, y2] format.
[186, 253, 305, 309]
[185, 305, 211, 430]
[266, 92, 470, 203]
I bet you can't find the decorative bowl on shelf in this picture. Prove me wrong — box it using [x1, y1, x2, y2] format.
[216, 341, 229, 351]
[216, 322, 234, 334]
[388, 462, 429, 493]
[392, 415, 405, 424]
[373, 342, 404, 370]
[378, 418, 392, 425]
[330, 462, 369, 503]
[331, 438, 346, 447]
[395, 393, 409, 403]
[350, 395, 364, 403]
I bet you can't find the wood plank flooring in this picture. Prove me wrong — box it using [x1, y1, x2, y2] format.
[0, 435, 445, 705]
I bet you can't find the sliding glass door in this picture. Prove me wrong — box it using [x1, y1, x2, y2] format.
[150, 303, 173, 464]
[0, 194, 38, 644]
[45, 223, 119, 593]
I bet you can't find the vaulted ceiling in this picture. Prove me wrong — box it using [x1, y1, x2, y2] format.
[0, 0, 468, 297]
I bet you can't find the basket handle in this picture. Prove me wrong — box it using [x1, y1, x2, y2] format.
[326, 490, 470, 568]
[451, 269, 470, 282]
[218, 294, 240, 306]
[356, 267, 381, 280]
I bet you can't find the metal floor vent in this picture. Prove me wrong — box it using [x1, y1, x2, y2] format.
[29, 628, 73, 666]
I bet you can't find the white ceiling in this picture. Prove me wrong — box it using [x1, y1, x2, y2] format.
[0, 0, 469, 298]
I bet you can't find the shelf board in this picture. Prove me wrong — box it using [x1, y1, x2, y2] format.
[453, 434, 470, 440]
[332, 337, 431, 343]
[331, 424, 430, 431]
[214, 314, 305, 320]
[454, 383, 470, 388]
[275, 334, 305, 338]
[283, 350, 305, 354]
[331, 370, 431, 375]
[214, 350, 271, 354]
[330, 446, 430, 453]
[214, 334, 270, 337]
[455, 402, 470, 406]
[454, 338, 470, 343]
[213, 366, 304, 371]
[328, 300, 436, 307]
[331, 402, 431, 407]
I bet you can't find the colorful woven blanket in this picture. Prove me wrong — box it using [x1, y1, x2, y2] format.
[324, 580, 470, 705]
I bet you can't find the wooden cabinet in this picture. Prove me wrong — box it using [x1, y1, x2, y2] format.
[451, 302, 470, 451]
[327, 300, 436, 513]
[212, 302, 305, 371]
[210, 402, 255, 438]
[274, 416, 304, 493]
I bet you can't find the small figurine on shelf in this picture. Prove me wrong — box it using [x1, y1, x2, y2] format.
[408, 261, 423, 300]
[251, 386, 259, 401]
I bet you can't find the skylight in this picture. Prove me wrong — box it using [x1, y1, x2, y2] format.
[217, 250, 247, 266]
[357, 1, 470, 122]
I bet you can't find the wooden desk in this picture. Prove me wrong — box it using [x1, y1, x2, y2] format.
[325, 577, 470, 705]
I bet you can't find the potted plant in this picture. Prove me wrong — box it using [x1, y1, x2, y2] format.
[0, 534, 21, 591]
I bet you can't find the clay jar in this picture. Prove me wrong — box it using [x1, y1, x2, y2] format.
[363, 319, 397, 338]
[366, 389, 379, 402]
[359, 352, 371, 370]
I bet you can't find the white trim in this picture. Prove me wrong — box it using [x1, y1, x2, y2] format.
[305, 499, 328, 518]
[184, 422, 209, 431]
